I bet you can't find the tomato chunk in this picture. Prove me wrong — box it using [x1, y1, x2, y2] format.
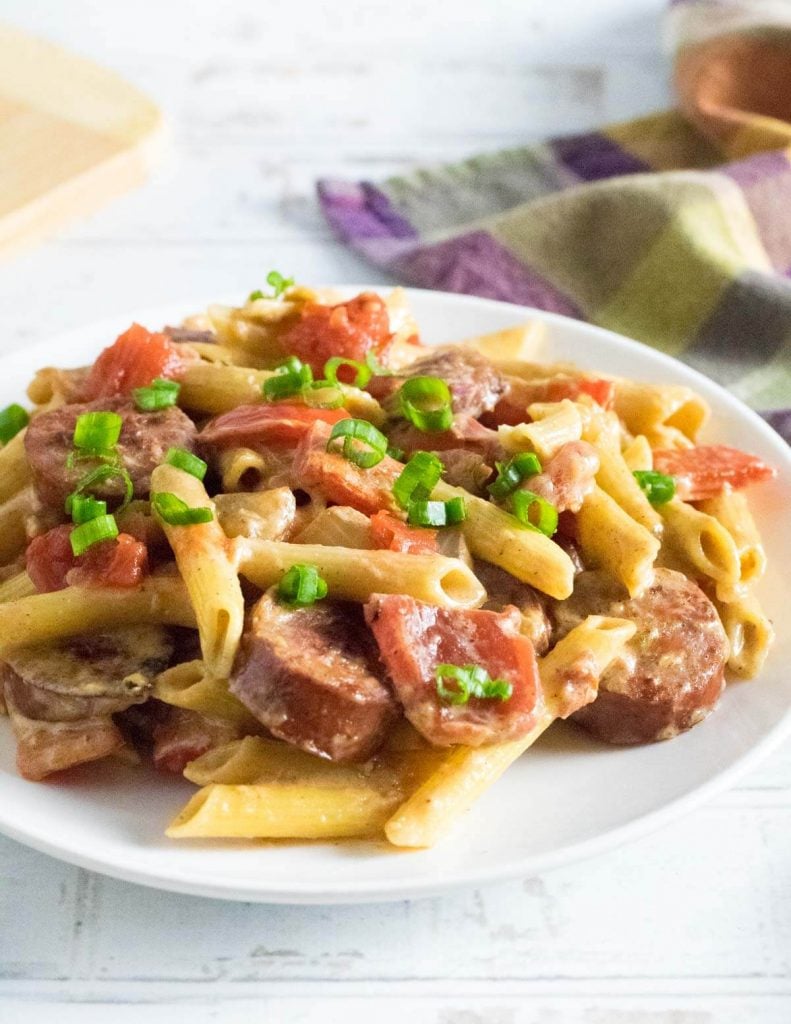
[26, 526, 148, 592]
[279, 293, 392, 375]
[81, 323, 187, 400]
[365, 595, 542, 746]
[200, 403, 349, 448]
[489, 375, 615, 426]
[293, 421, 401, 515]
[370, 511, 438, 555]
[653, 445, 777, 501]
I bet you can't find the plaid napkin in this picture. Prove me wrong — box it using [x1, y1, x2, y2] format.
[318, 0, 791, 443]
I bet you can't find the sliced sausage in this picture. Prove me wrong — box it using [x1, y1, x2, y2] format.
[365, 595, 542, 747]
[551, 569, 728, 744]
[473, 560, 552, 655]
[25, 396, 197, 510]
[230, 593, 397, 761]
[397, 347, 508, 418]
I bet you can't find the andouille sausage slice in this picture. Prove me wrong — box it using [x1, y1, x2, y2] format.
[230, 593, 397, 762]
[473, 560, 552, 655]
[365, 595, 542, 747]
[25, 396, 197, 510]
[372, 347, 508, 418]
[552, 569, 728, 744]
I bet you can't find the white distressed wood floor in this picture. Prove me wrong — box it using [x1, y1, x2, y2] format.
[1, 1, 789, 1021]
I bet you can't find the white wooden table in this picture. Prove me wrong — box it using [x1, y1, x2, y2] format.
[2, 2, 790, 1021]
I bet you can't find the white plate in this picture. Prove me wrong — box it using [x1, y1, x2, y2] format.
[0, 288, 789, 904]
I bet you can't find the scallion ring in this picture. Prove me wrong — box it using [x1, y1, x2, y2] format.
[262, 356, 313, 401]
[399, 376, 453, 433]
[510, 489, 558, 536]
[324, 357, 372, 390]
[152, 492, 214, 526]
[393, 451, 443, 509]
[277, 563, 328, 607]
[0, 403, 29, 444]
[73, 411, 123, 452]
[488, 452, 542, 501]
[133, 378, 180, 412]
[407, 496, 466, 527]
[326, 418, 388, 469]
[65, 463, 134, 516]
[303, 380, 345, 409]
[69, 514, 119, 557]
[633, 469, 676, 506]
[435, 663, 513, 705]
[165, 447, 208, 480]
[69, 494, 107, 525]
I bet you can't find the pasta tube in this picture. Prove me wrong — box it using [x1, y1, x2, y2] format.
[236, 539, 485, 609]
[154, 661, 259, 729]
[384, 615, 637, 848]
[593, 445, 662, 535]
[697, 490, 766, 589]
[659, 498, 740, 593]
[178, 363, 272, 414]
[151, 464, 245, 679]
[292, 505, 374, 549]
[713, 591, 774, 679]
[0, 485, 33, 563]
[459, 322, 545, 366]
[0, 571, 36, 603]
[0, 431, 31, 503]
[432, 482, 575, 600]
[214, 488, 296, 540]
[498, 400, 583, 461]
[612, 381, 709, 441]
[576, 486, 660, 596]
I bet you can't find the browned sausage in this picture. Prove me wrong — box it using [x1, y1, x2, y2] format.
[552, 569, 728, 744]
[230, 593, 396, 761]
[473, 560, 552, 655]
[25, 397, 197, 510]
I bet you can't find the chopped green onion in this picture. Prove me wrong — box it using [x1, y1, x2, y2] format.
[393, 451, 443, 509]
[73, 411, 123, 452]
[510, 490, 558, 536]
[0, 403, 29, 444]
[263, 356, 313, 401]
[399, 376, 454, 433]
[152, 492, 213, 526]
[65, 463, 134, 515]
[303, 380, 344, 409]
[407, 496, 466, 527]
[365, 351, 393, 376]
[324, 357, 372, 390]
[326, 419, 388, 469]
[68, 494, 107, 525]
[266, 269, 294, 298]
[488, 452, 542, 501]
[134, 378, 181, 412]
[70, 514, 119, 557]
[633, 469, 676, 506]
[435, 664, 513, 705]
[248, 289, 265, 302]
[165, 447, 207, 480]
[386, 445, 406, 462]
[277, 563, 328, 607]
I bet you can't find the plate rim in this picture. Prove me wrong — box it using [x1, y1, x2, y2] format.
[1, 285, 789, 904]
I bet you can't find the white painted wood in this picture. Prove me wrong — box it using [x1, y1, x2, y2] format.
[0, 0, 788, 1019]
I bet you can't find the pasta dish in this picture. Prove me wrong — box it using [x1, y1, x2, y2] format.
[0, 279, 777, 848]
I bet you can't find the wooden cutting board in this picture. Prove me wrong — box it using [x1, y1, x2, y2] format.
[0, 22, 163, 259]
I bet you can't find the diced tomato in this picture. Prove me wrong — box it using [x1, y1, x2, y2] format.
[279, 293, 392, 375]
[200, 403, 349, 448]
[365, 595, 541, 746]
[25, 524, 74, 593]
[293, 421, 401, 515]
[80, 323, 187, 400]
[487, 375, 615, 427]
[26, 526, 148, 593]
[653, 445, 777, 501]
[370, 511, 438, 555]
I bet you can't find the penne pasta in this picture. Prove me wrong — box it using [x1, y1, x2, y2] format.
[292, 505, 374, 549]
[621, 434, 653, 473]
[236, 539, 485, 609]
[179, 362, 272, 414]
[612, 380, 709, 441]
[217, 447, 271, 492]
[498, 399, 583, 461]
[576, 485, 660, 596]
[0, 431, 31, 503]
[697, 490, 766, 590]
[713, 590, 774, 679]
[0, 485, 34, 563]
[151, 464, 245, 679]
[214, 488, 296, 540]
[384, 615, 637, 848]
[154, 660, 260, 729]
[459, 322, 545, 366]
[659, 498, 741, 592]
[0, 571, 36, 603]
[593, 444, 662, 536]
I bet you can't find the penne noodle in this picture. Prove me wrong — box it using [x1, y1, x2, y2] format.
[0, 485, 34, 563]
[154, 660, 260, 730]
[433, 481, 575, 600]
[217, 447, 271, 492]
[458, 322, 545, 366]
[236, 538, 485, 609]
[659, 498, 741, 592]
[214, 488, 296, 541]
[713, 590, 774, 679]
[697, 490, 766, 590]
[498, 399, 583, 461]
[0, 431, 31, 503]
[593, 444, 662, 536]
[384, 615, 637, 848]
[292, 505, 373, 549]
[179, 362, 272, 414]
[0, 571, 36, 603]
[151, 465, 245, 679]
[621, 434, 653, 473]
[576, 485, 660, 596]
[612, 381, 709, 441]
[0, 575, 196, 653]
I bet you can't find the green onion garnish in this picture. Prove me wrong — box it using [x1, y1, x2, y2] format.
[407, 496, 466, 527]
[386, 445, 406, 462]
[633, 469, 676, 506]
[393, 451, 443, 509]
[73, 411, 123, 452]
[326, 418, 388, 469]
[365, 351, 393, 376]
[435, 664, 513, 705]
[69, 494, 107, 525]
[263, 356, 313, 401]
[248, 289, 265, 302]
[303, 380, 345, 409]
[152, 492, 214, 526]
[266, 269, 294, 298]
[0, 403, 29, 444]
[65, 463, 134, 516]
[133, 378, 180, 412]
[70, 514, 119, 557]
[165, 447, 207, 480]
[488, 452, 542, 501]
[324, 357, 372, 390]
[510, 490, 558, 536]
[399, 376, 454, 433]
[277, 562, 329, 606]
